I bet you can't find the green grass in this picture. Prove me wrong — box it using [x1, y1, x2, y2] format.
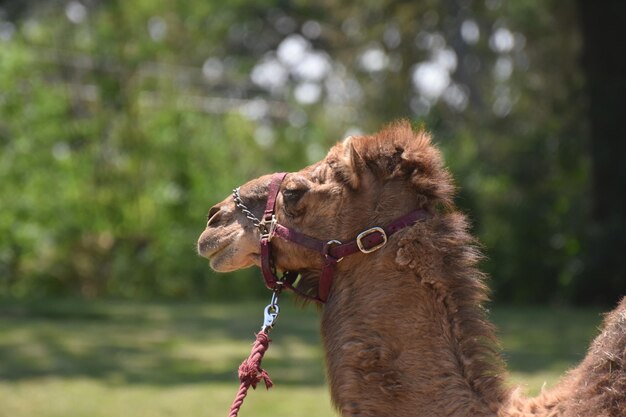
[0, 298, 604, 417]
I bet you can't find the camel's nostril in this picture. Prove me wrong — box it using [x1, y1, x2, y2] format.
[207, 205, 221, 226]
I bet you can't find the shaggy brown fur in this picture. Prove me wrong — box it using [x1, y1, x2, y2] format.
[197, 121, 626, 416]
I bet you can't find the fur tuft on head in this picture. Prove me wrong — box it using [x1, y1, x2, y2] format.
[327, 120, 455, 208]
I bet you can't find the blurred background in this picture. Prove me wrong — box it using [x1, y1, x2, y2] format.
[1, 0, 625, 305]
[1, 1, 625, 416]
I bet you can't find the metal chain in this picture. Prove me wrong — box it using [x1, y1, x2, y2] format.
[232, 187, 263, 229]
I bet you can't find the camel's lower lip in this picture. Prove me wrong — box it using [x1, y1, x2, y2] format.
[197, 236, 231, 259]
[208, 248, 227, 269]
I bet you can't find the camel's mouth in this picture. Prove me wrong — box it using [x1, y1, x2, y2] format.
[197, 233, 229, 259]
[207, 244, 238, 272]
[197, 228, 259, 272]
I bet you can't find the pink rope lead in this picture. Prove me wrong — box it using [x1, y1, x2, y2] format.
[228, 292, 280, 417]
[228, 331, 274, 417]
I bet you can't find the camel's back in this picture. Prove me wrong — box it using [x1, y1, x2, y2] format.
[502, 297, 626, 417]
[567, 296, 626, 417]
[546, 297, 626, 417]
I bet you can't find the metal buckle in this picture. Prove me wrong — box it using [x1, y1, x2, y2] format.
[323, 239, 344, 262]
[259, 214, 277, 240]
[356, 227, 387, 253]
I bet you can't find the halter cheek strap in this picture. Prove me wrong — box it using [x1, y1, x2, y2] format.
[234, 172, 430, 303]
[259, 173, 288, 290]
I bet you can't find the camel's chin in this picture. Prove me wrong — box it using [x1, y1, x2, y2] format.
[209, 259, 238, 272]
[208, 249, 257, 273]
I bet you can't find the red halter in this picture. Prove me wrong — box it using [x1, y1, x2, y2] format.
[234, 172, 430, 303]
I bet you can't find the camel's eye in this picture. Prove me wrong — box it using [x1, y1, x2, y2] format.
[282, 187, 308, 208]
[282, 187, 309, 218]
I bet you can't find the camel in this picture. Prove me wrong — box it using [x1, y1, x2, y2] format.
[197, 121, 626, 417]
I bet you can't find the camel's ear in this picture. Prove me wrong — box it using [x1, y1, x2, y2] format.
[340, 136, 365, 189]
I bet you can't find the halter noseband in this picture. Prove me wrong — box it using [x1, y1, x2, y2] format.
[233, 172, 430, 303]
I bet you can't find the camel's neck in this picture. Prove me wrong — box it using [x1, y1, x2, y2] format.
[320, 259, 509, 417]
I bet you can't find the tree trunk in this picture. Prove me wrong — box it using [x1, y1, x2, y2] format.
[577, 0, 626, 304]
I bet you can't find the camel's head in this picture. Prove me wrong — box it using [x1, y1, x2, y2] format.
[197, 121, 454, 291]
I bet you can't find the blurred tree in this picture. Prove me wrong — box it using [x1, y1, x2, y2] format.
[0, 0, 623, 304]
[576, 0, 626, 305]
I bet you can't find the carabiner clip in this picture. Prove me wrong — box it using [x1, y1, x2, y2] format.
[261, 290, 280, 332]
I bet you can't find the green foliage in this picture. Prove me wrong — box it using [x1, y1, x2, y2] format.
[0, 7, 270, 298]
[0, 0, 618, 303]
